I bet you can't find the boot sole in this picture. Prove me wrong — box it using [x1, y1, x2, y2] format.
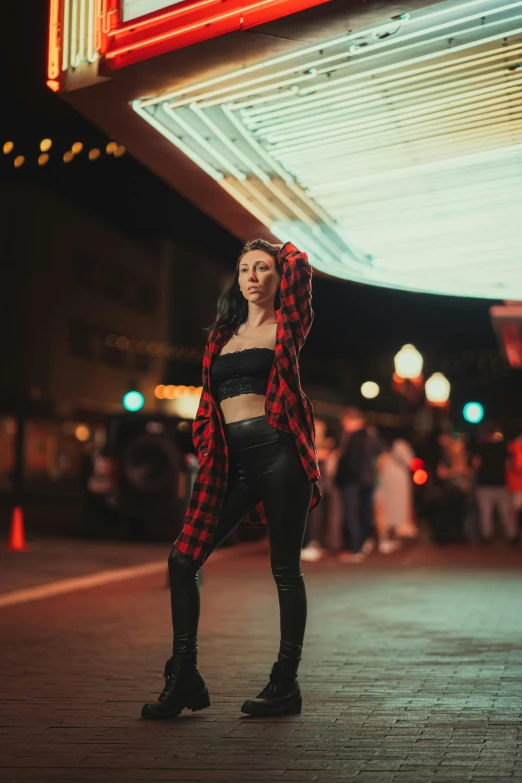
[240, 696, 302, 717]
[141, 688, 211, 720]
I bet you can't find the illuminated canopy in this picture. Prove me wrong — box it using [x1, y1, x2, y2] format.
[134, 0, 522, 299]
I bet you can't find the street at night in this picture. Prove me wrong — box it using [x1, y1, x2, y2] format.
[2, 0, 522, 780]
[2, 541, 522, 783]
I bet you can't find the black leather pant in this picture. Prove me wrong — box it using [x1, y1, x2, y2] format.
[168, 414, 313, 666]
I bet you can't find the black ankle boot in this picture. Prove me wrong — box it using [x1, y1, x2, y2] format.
[141, 656, 210, 719]
[241, 658, 302, 717]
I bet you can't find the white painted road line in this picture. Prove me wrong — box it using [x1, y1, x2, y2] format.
[0, 540, 268, 608]
[0, 561, 167, 608]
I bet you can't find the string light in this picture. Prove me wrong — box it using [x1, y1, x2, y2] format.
[38, 154, 49, 166]
[40, 139, 52, 152]
[13, 155, 24, 168]
[113, 144, 126, 157]
[71, 142, 83, 154]
[3, 141, 14, 154]
[63, 151, 74, 163]
[106, 141, 117, 154]
[88, 148, 101, 160]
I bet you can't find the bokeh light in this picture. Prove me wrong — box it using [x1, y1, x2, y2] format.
[425, 372, 450, 404]
[361, 381, 380, 399]
[3, 141, 14, 154]
[38, 153, 49, 166]
[113, 144, 126, 158]
[394, 344, 423, 379]
[106, 141, 117, 154]
[63, 151, 74, 163]
[71, 142, 83, 155]
[463, 402, 484, 424]
[13, 155, 24, 168]
[40, 139, 52, 152]
[123, 391, 144, 412]
[88, 148, 101, 160]
[413, 469, 428, 486]
[75, 424, 91, 442]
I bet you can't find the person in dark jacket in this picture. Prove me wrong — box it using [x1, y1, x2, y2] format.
[335, 407, 382, 563]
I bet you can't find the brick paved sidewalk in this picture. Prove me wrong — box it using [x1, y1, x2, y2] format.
[1, 542, 522, 783]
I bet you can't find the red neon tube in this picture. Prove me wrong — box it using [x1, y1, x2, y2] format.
[108, 0, 221, 36]
[106, 0, 292, 59]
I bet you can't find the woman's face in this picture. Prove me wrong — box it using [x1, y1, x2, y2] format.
[238, 249, 280, 306]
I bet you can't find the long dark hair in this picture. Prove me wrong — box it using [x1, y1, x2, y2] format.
[205, 239, 282, 336]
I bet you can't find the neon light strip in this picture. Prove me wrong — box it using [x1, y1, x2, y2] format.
[87, 0, 97, 62]
[295, 121, 522, 176]
[48, 0, 61, 79]
[79, 0, 86, 67]
[272, 112, 517, 163]
[189, 104, 341, 233]
[108, 0, 220, 36]
[270, 96, 522, 155]
[232, 28, 522, 131]
[183, 14, 522, 110]
[249, 69, 521, 137]
[162, 1, 522, 108]
[106, 0, 286, 59]
[260, 81, 522, 144]
[163, 104, 246, 180]
[71, 0, 78, 67]
[143, 0, 497, 106]
[219, 178, 273, 227]
[241, 179, 288, 222]
[132, 101, 224, 181]
[239, 44, 521, 121]
[190, 104, 271, 183]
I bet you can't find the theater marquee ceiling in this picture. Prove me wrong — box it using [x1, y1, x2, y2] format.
[50, 0, 522, 299]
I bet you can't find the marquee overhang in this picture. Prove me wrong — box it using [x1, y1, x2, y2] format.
[49, 0, 522, 298]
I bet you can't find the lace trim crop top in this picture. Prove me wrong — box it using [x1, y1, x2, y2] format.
[211, 347, 275, 403]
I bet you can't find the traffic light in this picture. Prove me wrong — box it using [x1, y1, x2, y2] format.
[463, 402, 484, 424]
[123, 390, 145, 412]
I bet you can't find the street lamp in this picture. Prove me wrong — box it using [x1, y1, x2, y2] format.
[394, 344, 423, 379]
[425, 372, 450, 405]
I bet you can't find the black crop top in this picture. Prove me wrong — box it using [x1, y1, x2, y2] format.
[211, 347, 275, 403]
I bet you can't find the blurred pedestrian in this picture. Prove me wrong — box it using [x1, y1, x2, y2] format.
[334, 407, 382, 563]
[472, 422, 517, 544]
[431, 433, 471, 545]
[301, 418, 341, 561]
[507, 427, 522, 536]
[374, 437, 416, 554]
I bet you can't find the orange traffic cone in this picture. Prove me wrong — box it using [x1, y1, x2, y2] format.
[5, 506, 28, 551]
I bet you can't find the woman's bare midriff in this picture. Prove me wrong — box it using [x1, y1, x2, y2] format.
[220, 393, 267, 424]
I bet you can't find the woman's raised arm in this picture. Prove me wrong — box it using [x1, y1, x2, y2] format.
[277, 241, 313, 351]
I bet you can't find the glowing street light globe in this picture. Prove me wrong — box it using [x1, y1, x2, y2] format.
[123, 390, 144, 412]
[394, 344, 423, 379]
[463, 402, 484, 424]
[425, 372, 450, 405]
[361, 381, 380, 399]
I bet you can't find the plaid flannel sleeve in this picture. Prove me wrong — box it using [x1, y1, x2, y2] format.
[192, 336, 214, 461]
[192, 388, 211, 461]
[277, 241, 313, 350]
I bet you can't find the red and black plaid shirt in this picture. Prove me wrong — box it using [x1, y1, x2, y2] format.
[174, 242, 322, 563]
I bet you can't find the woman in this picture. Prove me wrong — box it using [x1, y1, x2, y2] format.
[141, 240, 321, 720]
